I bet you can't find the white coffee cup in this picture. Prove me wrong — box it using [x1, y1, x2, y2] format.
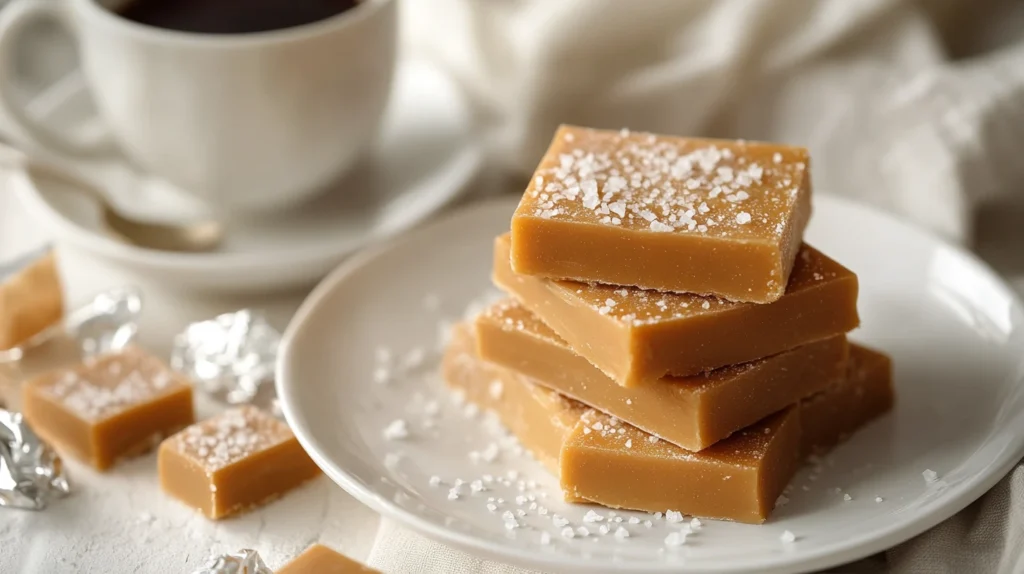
[0, 0, 397, 213]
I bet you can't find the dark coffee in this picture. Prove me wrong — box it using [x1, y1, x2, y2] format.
[114, 0, 360, 34]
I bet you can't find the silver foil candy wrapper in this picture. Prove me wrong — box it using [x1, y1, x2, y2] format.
[65, 287, 143, 357]
[0, 286, 143, 363]
[193, 549, 272, 574]
[171, 310, 280, 405]
[0, 409, 70, 510]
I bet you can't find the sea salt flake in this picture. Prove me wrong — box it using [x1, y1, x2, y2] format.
[615, 527, 630, 539]
[584, 510, 604, 523]
[383, 419, 409, 441]
[923, 469, 939, 483]
[649, 220, 673, 233]
[552, 515, 569, 527]
[666, 510, 684, 523]
[736, 212, 752, 224]
[429, 475, 441, 487]
[629, 517, 640, 525]
[561, 527, 575, 539]
[664, 532, 687, 547]
[781, 530, 797, 543]
[773, 152, 783, 164]
[875, 496, 884, 503]
[843, 493, 852, 502]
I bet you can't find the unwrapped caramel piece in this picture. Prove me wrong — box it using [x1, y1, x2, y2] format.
[494, 233, 859, 386]
[564, 407, 799, 523]
[443, 323, 893, 523]
[511, 125, 812, 303]
[21, 345, 194, 470]
[561, 344, 893, 522]
[158, 406, 320, 519]
[277, 544, 379, 574]
[0, 248, 63, 351]
[476, 299, 848, 450]
[443, 322, 584, 473]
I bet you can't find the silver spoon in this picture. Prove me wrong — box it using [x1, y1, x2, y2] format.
[0, 142, 224, 253]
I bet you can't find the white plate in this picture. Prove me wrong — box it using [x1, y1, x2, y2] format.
[10, 59, 482, 292]
[277, 194, 1024, 574]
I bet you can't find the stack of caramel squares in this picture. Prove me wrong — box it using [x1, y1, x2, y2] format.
[444, 126, 895, 524]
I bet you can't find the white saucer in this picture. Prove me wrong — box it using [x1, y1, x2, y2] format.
[10, 59, 482, 292]
[277, 194, 1024, 573]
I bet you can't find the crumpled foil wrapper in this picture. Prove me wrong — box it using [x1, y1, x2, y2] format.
[0, 286, 143, 363]
[192, 549, 272, 574]
[65, 287, 143, 358]
[171, 310, 280, 405]
[0, 409, 70, 510]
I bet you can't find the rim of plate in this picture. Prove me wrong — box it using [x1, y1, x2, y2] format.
[277, 194, 1024, 574]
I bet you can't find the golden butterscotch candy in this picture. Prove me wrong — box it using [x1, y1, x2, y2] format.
[0, 249, 63, 350]
[559, 344, 894, 523]
[511, 125, 812, 303]
[277, 544, 379, 574]
[21, 345, 194, 470]
[494, 233, 860, 386]
[475, 298, 848, 451]
[158, 406, 320, 520]
[561, 408, 801, 524]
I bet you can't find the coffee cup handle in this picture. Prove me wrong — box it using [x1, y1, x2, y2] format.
[0, 0, 114, 155]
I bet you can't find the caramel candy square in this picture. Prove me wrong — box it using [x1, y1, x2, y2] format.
[158, 406, 320, 519]
[511, 126, 812, 303]
[21, 345, 194, 470]
[494, 233, 859, 386]
[278, 544, 379, 574]
[560, 343, 893, 522]
[0, 248, 63, 350]
[563, 408, 800, 524]
[475, 299, 848, 451]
